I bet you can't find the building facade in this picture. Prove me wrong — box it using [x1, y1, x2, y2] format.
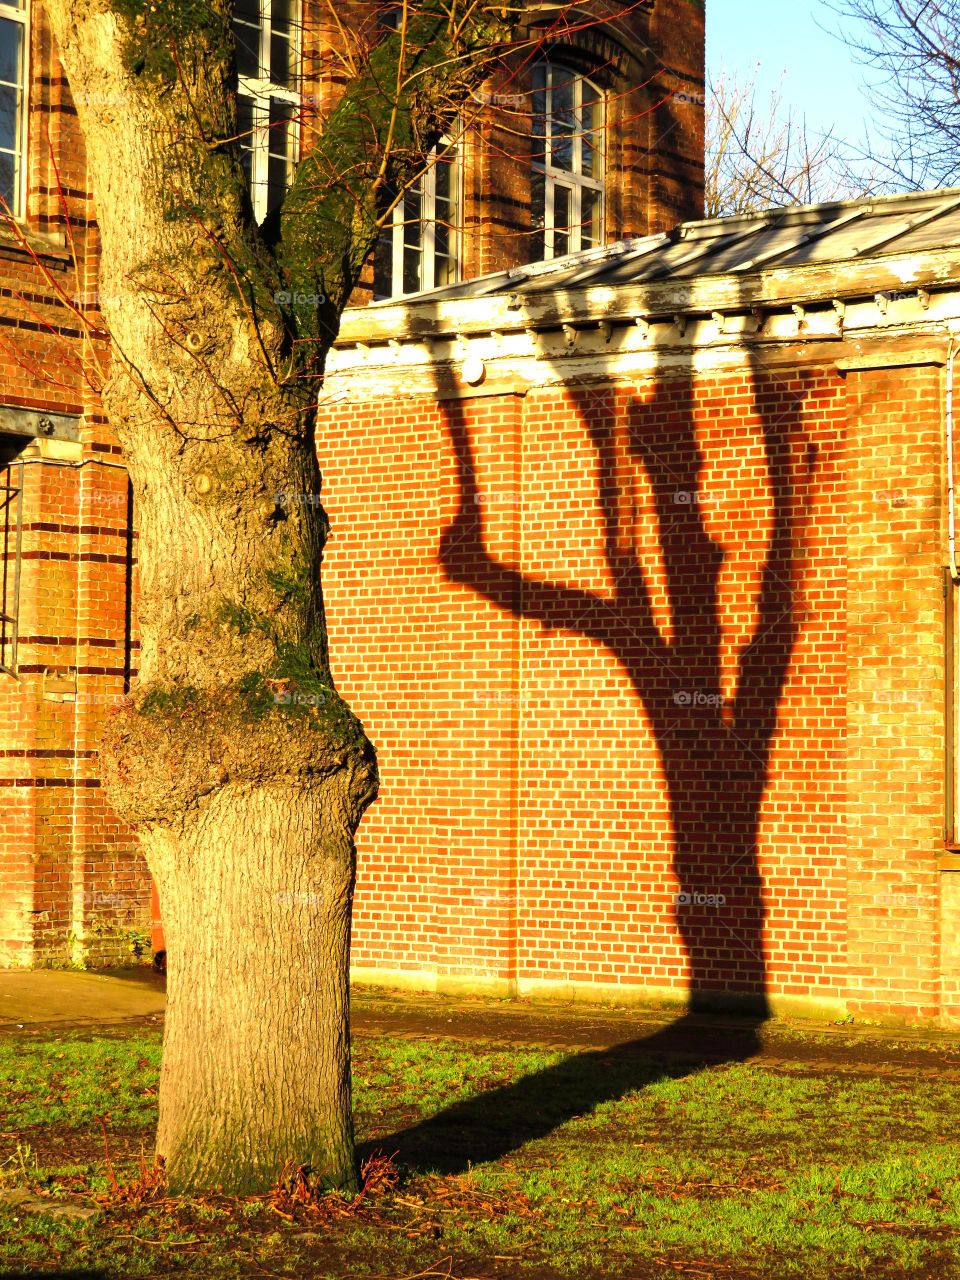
[6, 5, 960, 1030]
[0, 1, 706, 966]
[321, 192, 960, 1025]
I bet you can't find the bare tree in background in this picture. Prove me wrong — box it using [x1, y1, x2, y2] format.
[706, 70, 878, 217]
[827, 0, 960, 188]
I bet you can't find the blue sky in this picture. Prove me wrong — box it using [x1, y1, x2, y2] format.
[706, 0, 880, 152]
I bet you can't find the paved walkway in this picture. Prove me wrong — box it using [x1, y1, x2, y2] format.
[0, 968, 166, 1030]
[6, 969, 960, 1075]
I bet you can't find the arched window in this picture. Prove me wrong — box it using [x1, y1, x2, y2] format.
[373, 143, 460, 300]
[531, 61, 604, 261]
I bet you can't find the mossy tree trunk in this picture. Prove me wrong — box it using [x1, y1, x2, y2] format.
[44, 0, 509, 1194]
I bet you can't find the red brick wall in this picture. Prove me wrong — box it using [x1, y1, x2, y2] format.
[315, 354, 947, 1018]
[843, 362, 945, 1021]
[0, 4, 147, 967]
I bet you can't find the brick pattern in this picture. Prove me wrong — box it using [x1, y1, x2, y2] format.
[314, 358, 947, 1018]
[0, 0, 705, 966]
[0, 5, 147, 967]
[844, 364, 944, 1021]
[5, 3, 951, 1021]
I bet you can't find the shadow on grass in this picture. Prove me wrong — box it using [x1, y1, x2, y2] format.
[364, 1011, 765, 1174]
[0, 1273, 108, 1279]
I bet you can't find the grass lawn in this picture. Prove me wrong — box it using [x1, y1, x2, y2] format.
[1, 1025, 959, 1278]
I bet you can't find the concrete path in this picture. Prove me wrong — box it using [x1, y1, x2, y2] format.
[0, 968, 166, 1030]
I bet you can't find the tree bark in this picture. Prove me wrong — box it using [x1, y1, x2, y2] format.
[44, 0, 512, 1196]
[44, 0, 378, 1194]
[147, 786, 360, 1193]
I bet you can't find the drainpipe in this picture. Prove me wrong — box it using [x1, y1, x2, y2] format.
[948, 340, 960, 583]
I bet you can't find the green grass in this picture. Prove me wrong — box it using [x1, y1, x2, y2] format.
[0, 1033, 162, 1128]
[1, 1029, 959, 1278]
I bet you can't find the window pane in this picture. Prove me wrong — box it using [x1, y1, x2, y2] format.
[0, 82, 16, 156]
[550, 75, 574, 174]
[376, 144, 459, 298]
[373, 231, 394, 298]
[530, 168, 545, 262]
[531, 64, 546, 166]
[0, 150, 13, 211]
[402, 244, 421, 294]
[266, 98, 295, 213]
[270, 31, 293, 86]
[0, 17, 21, 89]
[553, 183, 570, 256]
[233, 16, 260, 79]
[236, 93, 254, 142]
[268, 96, 295, 148]
[552, 70, 574, 116]
[550, 70, 574, 173]
[236, 95, 255, 188]
[402, 185, 422, 250]
[434, 220, 450, 278]
[267, 154, 288, 212]
[581, 90, 598, 179]
[581, 186, 601, 249]
[435, 153, 452, 203]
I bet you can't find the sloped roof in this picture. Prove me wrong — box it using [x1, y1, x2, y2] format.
[382, 186, 960, 306]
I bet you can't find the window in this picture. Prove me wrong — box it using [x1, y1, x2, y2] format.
[0, 1, 27, 218]
[373, 145, 460, 299]
[530, 61, 604, 261]
[232, 0, 300, 223]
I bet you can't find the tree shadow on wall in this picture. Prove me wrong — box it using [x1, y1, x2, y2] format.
[440, 377, 816, 1012]
[368, 276, 818, 1174]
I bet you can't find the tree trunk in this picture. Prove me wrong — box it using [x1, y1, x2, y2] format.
[147, 785, 359, 1193]
[41, 0, 503, 1196]
[41, 0, 379, 1194]
[94, 404, 379, 1195]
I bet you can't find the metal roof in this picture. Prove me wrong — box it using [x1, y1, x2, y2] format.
[379, 187, 960, 306]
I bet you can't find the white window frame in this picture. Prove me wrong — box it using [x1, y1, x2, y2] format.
[0, 0, 29, 221]
[531, 61, 605, 261]
[235, 1, 301, 224]
[374, 142, 461, 300]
